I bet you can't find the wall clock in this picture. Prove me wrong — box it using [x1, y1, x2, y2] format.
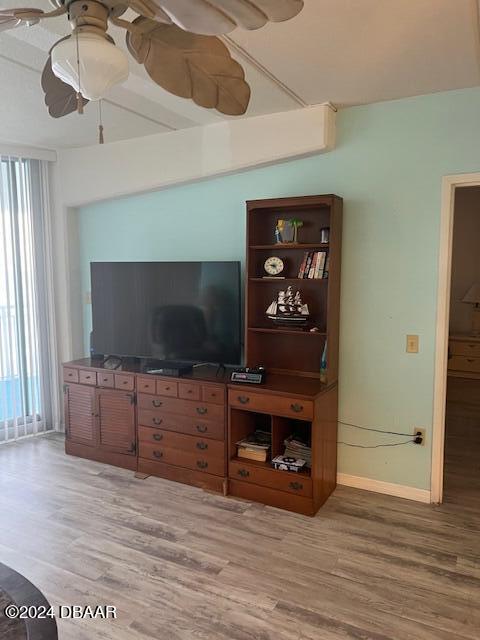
[264, 256, 285, 277]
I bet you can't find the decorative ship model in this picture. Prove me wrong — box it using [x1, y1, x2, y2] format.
[266, 286, 310, 327]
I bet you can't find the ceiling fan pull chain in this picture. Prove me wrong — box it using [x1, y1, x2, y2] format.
[75, 29, 83, 114]
[98, 100, 104, 145]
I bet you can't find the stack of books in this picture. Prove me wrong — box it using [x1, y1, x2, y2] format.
[283, 434, 312, 468]
[237, 429, 271, 462]
[297, 251, 329, 279]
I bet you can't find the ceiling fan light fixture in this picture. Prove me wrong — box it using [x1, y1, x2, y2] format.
[51, 32, 129, 101]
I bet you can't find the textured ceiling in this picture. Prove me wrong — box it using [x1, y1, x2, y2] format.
[0, 0, 479, 149]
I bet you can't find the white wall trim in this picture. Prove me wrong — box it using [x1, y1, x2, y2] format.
[337, 473, 432, 503]
[0, 143, 56, 162]
[57, 105, 335, 207]
[431, 171, 480, 504]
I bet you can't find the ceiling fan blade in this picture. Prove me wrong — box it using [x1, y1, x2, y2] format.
[0, 7, 43, 31]
[126, 0, 172, 23]
[41, 54, 88, 118]
[126, 18, 250, 115]
[133, 0, 304, 35]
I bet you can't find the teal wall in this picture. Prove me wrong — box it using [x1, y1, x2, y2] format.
[77, 86, 480, 491]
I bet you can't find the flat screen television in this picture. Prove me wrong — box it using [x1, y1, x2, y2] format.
[91, 261, 241, 366]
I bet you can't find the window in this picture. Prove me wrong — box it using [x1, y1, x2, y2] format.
[0, 156, 57, 441]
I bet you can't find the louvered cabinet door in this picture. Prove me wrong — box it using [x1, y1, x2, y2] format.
[96, 388, 136, 455]
[64, 383, 96, 446]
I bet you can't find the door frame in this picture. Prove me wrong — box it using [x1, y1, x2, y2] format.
[431, 172, 480, 503]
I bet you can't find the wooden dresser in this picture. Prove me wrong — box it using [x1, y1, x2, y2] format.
[136, 376, 226, 493]
[448, 334, 480, 379]
[63, 360, 228, 491]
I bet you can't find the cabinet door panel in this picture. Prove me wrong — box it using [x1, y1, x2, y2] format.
[64, 383, 96, 446]
[97, 389, 135, 455]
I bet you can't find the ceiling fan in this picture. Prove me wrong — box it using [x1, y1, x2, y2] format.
[0, 0, 304, 121]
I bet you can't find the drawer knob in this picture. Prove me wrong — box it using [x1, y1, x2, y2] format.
[153, 433, 163, 441]
[153, 417, 163, 426]
[196, 407, 208, 415]
[165, 386, 170, 391]
[238, 396, 250, 405]
[85, 375, 91, 379]
[196, 425, 208, 433]
[289, 481, 303, 491]
[290, 403, 303, 413]
[152, 400, 163, 408]
[197, 460, 208, 470]
[467, 358, 475, 363]
[153, 450, 163, 459]
[196, 441, 208, 450]
[122, 380, 128, 385]
[238, 468, 250, 478]
[187, 389, 192, 394]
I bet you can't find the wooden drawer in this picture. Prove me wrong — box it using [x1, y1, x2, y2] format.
[228, 479, 314, 516]
[138, 442, 225, 476]
[115, 374, 135, 391]
[97, 372, 114, 388]
[229, 459, 312, 498]
[202, 385, 224, 405]
[450, 340, 480, 357]
[228, 390, 313, 421]
[138, 393, 224, 422]
[449, 355, 480, 373]
[79, 369, 97, 386]
[178, 382, 201, 401]
[63, 368, 79, 383]
[137, 377, 156, 394]
[138, 409, 224, 440]
[157, 380, 178, 398]
[138, 426, 225, 458]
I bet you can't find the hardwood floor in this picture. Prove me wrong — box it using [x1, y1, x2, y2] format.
[0, 430, 478, 640]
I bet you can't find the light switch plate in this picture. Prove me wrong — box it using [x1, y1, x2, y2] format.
[85, 291, 91, 304]
[406, 334, 419, 353]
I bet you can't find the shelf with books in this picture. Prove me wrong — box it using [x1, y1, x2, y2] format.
[249, 277, 328, 283]
[230, 456, 311, 477]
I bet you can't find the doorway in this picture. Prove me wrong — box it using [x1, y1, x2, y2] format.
[443, 187, 480, 505]
[432, 174, 480, 504]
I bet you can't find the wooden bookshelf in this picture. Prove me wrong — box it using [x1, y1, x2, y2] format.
[245, 195, 343, 380]
[228, 195, 343, 516]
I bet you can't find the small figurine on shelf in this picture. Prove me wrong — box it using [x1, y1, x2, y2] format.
[290, 218, 304, 243]
[277, 219, 293, 243]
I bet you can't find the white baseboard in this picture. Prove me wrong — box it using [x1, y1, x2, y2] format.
[337, 473, 431, 503]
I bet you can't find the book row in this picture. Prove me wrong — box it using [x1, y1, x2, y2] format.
[298, 250, 329, 279]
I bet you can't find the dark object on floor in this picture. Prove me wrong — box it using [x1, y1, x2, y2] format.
[0, 563, 57, 640]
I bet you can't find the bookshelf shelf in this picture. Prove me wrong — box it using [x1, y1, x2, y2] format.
[250, 243, 329, 250]
[248, 327, 326, 337]
[250, 278, 328, 283]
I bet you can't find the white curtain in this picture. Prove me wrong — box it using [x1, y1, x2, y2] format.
[0, 155, 59, 442]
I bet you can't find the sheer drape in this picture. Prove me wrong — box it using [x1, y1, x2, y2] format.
[0, 155, 59, 442]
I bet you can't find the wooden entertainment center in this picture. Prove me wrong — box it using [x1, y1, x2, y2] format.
[63, 195, 343, 516]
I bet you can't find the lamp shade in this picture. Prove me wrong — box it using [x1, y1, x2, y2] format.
[461, 283, 480, 305]
[51, 32, 129, 101]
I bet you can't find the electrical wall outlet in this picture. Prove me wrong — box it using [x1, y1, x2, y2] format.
[413, 428, 425, 445]
[406, 335, 419, 353]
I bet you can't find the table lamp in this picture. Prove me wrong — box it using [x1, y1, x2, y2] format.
[462, 283, 480, 335]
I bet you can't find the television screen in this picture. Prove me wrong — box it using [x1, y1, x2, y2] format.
[91, 261, 241, 365]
